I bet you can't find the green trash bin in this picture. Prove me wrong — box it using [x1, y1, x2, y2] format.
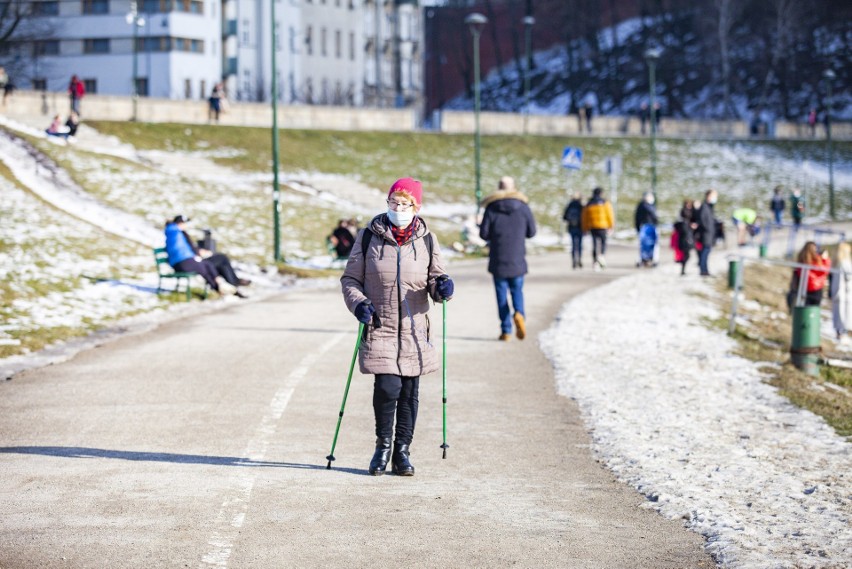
[728, 260, 740, 289]
[790, 305, 821, 376]
[759, 244, 768, 258]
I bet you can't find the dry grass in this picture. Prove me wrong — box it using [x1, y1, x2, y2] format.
[714, 260, 852, 438]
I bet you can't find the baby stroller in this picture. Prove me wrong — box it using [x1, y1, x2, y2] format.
[637, 224, 659, 267]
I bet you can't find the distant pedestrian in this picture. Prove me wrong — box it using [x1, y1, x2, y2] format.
[671, 204, 696, 276]
[634, 192, 659, 267]
[208, 83, 224, 122]
[340, 177, 453, 476]
[788, 241, 831, 308]
[581, 187, 614, 271]
[479, 176, 537, 342]
[769, 185, 785, 225]
[695, 189, 718, 277]
[807, 108, 817, 137]
[789, 188, 805, 227]
[68, 75, 85, 116]
[562, 192, 584, 269]
[45, 114, 71, 139]
[639, 102, 649, 135]
[830, 242, 851, 341]
[328, 219, 355, 258]
[731, 207, 760, 246]
[0, 66, 9, 106]
[65, 111, 80, 137]
[583, 101, 594, 133]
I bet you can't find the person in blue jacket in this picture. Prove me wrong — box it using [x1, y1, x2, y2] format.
[479, 176, 537, 341]
[164, 215, 249, 297]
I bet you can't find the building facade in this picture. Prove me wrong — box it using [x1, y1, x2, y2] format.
[5, 0, 423, 109]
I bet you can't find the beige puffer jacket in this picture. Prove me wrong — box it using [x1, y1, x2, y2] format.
[341, 214, 447, 377]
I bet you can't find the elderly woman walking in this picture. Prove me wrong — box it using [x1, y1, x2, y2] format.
[341, 178, 454, 476]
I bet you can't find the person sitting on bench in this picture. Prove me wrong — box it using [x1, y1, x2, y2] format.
[164, 215, 250, 298]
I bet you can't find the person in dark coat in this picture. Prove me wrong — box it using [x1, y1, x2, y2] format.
[789, 188, 805, 227]
[696, 190, 718, 276]
[562, 192, 584, 269]
[769, 185, 785, 226]
[479, 176, 537, 341]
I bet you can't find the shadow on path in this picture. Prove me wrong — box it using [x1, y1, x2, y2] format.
[0, 446, 368, 476]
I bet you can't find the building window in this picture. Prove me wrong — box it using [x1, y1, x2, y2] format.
[135, 77, 148, 96]
[335, 30, 340, 58]
[32, 40, 59, 56]
[137, 36, 204, 53]
[32, 1, 59, 15]
[200, 79, 206, 99]
[32, 78, 46, 91]
[349, 31, 354, 61]
[320, 27, 326, 56]
[82, 0, 109, 14]
[184, 79, 191, 98]
[173, 0, 203, 13]
[83, 79, 97, 93]
[241, 19, 249, 46]
[305, 26, 312, 55]
[83, 38, 110, 54]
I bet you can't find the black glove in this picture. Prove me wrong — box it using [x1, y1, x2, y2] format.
[354, 300, 375, 324]
[436, 275, 454, 300]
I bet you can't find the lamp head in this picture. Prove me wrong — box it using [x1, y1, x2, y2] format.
[523, 16, 535, 26]
[465, 12, 488, 29]
[823, 69, 836, 80]
[644, 47, 662, 62]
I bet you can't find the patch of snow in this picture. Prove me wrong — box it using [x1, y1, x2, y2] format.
[540, 263, 852, 567]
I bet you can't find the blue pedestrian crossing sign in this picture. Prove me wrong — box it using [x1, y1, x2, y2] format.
[562, 146, 583, 170]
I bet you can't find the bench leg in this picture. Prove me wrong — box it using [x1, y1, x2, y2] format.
[185, 277, 192, 302]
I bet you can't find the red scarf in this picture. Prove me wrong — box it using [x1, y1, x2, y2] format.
[389, 217, 419, 246]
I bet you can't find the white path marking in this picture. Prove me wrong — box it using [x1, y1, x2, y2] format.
[200, 332, 345, 567]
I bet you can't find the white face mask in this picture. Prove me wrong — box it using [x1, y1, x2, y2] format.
[387, 209, 415, 228]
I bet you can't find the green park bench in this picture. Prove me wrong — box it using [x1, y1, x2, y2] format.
[153, 247, 208, 301]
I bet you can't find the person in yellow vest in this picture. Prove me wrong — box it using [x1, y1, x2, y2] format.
[731, 207, 760, 246]
[581, 187, 615, 270]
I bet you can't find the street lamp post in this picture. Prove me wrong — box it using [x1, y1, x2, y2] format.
[126, 2, 145, 122]
[271, 0, 282, 261]
[823, 69, 836, 220]
[522, 16, 535, 124]
[644, 47, 661, 199]
[465, 12, 487, 215]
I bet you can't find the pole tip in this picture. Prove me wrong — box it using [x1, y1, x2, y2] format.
[326, 461, 331, 469]
[442, 449, 447, 459]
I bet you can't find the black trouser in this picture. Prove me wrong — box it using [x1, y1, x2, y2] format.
[569, 227, 583, 265]
[206, 253, 240, 286]
[173, 258, 220, 290]
[590, 229, 607, 261]
[373, 374, 419, 445]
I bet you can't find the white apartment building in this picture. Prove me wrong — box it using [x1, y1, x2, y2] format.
[7, 0, 423, 108]
[10, 0, 222, 101]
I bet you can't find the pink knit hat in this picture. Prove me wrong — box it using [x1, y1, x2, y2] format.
[388, 177, 423, 206]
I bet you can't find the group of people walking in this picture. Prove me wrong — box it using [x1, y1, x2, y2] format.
[562, 187, 615, 270]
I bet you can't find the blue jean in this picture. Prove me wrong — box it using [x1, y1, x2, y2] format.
[569, 228, 583, 263]
[493, 276, 524, 334]
[698, 245, 712, 275]
[773, 210, 783, 225]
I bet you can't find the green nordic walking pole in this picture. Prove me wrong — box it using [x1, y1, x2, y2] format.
[326, 322, 364, 469]
[440, 299, 449, 459]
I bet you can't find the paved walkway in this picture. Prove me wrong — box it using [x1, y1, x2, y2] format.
[0, 244, 712, 568]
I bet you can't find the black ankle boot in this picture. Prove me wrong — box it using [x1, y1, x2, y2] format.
[392, 443, 415, 476]
[368, 437, 392, 476]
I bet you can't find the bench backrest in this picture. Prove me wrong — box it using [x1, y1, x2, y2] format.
[153, 247, 173, 276]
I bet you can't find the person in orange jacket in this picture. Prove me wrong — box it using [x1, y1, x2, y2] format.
[581, 187, 614, 270]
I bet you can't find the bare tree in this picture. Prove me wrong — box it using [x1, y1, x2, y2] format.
[710, 0, 745, 118]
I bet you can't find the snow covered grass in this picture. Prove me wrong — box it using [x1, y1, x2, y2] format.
[540, 266, 852, 567]
[0, 166, 170, 358]
[86, 121, 852, 243]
